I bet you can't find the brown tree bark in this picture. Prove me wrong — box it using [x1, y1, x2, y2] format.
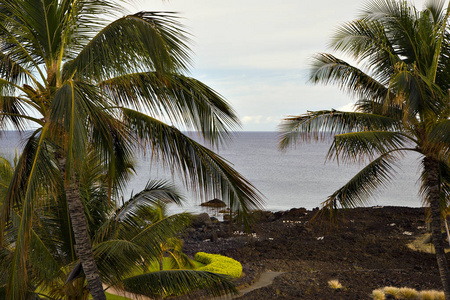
[65, 181, 106, 300]
[424, 156, 450, 299]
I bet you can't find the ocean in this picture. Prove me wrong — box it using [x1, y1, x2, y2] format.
[0, 131, 422, 214]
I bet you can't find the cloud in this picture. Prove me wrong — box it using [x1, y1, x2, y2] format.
[338, 103, 356, 112]
[137, 0, 427, 131]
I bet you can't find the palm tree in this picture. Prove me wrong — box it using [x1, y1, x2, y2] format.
[279, 0, 450, 297]
[0, 0, 263, 298]
[0, 151, 238, 299]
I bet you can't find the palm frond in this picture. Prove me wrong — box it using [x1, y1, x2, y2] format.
[164, 239, 196, 270]
[99, 72, 239, 144]
[58, 0, 127, 61]
[0, 156, 13, 203]
[121, 269, 237, 298]
[63, 12, 191, 81]
[93, 239, 147, 285]
[92, 179, 186, 245]
[93, 213, 192, 285]
[128, 213, 192, 257]
[310, 53, 389, 101]
[330, 18, 400, 83]
[419, 156, 450, 208]
[319, 152, 401, 211]
[0, 50, 32, 84]
[362, 0, 421, 63]
[327, 131, 411, 164]
[437, 160, 450, 207]
[423, 0, 447, 24]
[60, 81, 135, 195]
[2, 128, 60, 299]
[354, 98, 404, 119]
[48, 80, 91, 179]
[0, 96, 42, 132]
[122, 108, 264, 226]
[429, 119, 450, 150]
[390, 68, 446, 117]
[278, 110, 401, 149]
[0, 3, 47, 81]
[126, 179, 185, 208]
[9, 210, 63, 287]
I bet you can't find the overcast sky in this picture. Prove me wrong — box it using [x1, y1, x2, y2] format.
[135, 0, 427, 131]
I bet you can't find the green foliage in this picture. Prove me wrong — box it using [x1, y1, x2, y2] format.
[122, 270, 237, 298]
[280, 0, 450, 295]
[0, 0, 264, 297]
[279, 0, 450, 214]
[147, 257, 203, 272]
[195, 252, 243, 279]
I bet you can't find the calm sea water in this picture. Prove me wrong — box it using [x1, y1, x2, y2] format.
[0, 131, 422, 214]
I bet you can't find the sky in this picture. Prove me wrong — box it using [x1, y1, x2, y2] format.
[133, 0, 427, 131]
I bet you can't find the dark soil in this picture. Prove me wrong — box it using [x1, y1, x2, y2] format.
[181, 206, 446, 299]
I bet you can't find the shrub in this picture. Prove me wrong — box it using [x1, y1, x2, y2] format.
[371, 289, 385, 300]
[398, 287, 419, 299]
[419, 290, 445, 300]
[383, 286, 400, 298]
[328, 279, 343, 289]
[371, 287, 445, 300]
[195, 252, 242, 278]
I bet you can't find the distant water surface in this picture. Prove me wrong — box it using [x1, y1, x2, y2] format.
[0, 131, 422, 214]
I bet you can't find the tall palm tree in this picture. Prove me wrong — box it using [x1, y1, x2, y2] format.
[279, 0, 450, 297]
[0, 0, 263, 299]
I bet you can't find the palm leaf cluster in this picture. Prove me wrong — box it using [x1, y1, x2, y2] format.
[279, 0, 450, 296]
[0, 153, 237, 299]
[280, 0, 450, 210]
[0, 0, 262, 298]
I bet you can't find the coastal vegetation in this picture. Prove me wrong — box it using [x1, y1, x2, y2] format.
[279, 0, 450, 297]
[0, 0, 262, 298]
[327, 279, 344, 290]
[0, 151, 238, 299]
[195, 252, 243, 279]
[372, 286, 445, 300]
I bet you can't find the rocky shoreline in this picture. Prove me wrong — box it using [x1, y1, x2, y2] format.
[181, 206, 446, 299]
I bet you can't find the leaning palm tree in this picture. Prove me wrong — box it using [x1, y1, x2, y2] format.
[0, 0, 263, 298]
[279, 0, 450, 297]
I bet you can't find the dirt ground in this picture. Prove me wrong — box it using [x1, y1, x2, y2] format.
[182, 206, 446, 299]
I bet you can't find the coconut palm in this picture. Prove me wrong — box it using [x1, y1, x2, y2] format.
[0, 151, 237, 299]
[0, 0, 262, 298]
[279, 0, 450, 297]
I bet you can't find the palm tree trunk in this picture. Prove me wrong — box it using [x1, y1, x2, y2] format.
[424, 157, 450, 298]
[66, 181, 107, 300]
[57, 153, 106, 299]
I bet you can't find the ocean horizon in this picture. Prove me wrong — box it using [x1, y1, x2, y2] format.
[0, 131, 422, 215]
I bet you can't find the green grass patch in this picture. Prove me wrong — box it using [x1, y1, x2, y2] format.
[194, 252, 242, 278]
